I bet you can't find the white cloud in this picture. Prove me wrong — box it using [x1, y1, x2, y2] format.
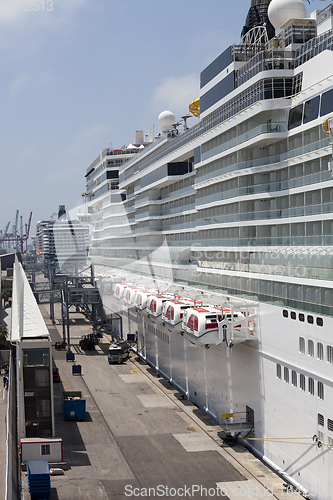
[149, 73, 200, 119]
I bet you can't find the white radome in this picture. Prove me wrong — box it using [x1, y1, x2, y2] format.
[158, 111, 175, 133]
[268, 0, 307, 30]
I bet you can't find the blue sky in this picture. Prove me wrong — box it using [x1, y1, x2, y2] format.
[0, 0, 328, 238]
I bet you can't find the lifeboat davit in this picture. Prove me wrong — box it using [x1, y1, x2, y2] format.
[162, 299, 201, 332]
[182, 306, 226, 345]
[114, 283, 131, 300]
[147, 294, 174, 323]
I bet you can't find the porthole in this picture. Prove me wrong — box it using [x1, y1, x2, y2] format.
[316, 317, 323, 327]
[283, 310, 288, 318]
[299, 313, 305, 322]
[307, 315, 314, 324]
[291, 311, 297, 320]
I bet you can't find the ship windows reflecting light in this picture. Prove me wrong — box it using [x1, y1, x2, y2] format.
[300, 374, 306, 391]
[317, 343, 324, 361]
[276, 364, 281, 379]
[299, 337, 305, 354]
[292, 371, 297, 387]
[318, 382, 324, 401]
[284, 367, 289, 383]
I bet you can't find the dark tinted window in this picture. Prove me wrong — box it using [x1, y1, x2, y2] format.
[316, 317, 323, 327]
[283, 309, 288, 318]
[273, 79, 284, 98]
[291, 311, 297, 320]
[200, 46, 233, 88]
[307, 315, 314, 324]
[320, 88, 333, 116]
[200, 73, 235, 114]
[303, 96, 320, 124]
[107, 170, 119, 179]
[299, 313, 305, 322]
[288, 104, 303, 130]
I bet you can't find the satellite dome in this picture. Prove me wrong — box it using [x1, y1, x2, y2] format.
[158, 111, 175, 133]
[268, 0, 306, 30]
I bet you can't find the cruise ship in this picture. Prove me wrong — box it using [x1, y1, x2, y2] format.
[82, 1, 333, 497]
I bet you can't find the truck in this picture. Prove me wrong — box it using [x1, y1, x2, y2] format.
[62, 391, 86, 420]
[108, 340, 130, 364]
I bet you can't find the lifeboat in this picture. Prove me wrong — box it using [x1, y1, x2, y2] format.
[123, 286, 142, 307]
[114, 283, 131, 300]
[182, 306, 225, 345]
[162, 299, 201, 332]
[135, 289, 158, 315]
[147, 294, 174, 323]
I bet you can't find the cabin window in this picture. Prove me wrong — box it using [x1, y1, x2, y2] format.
[300, 374, 306, 391]
[316, 317, 323, 327]
[308, 377, 315, 396]
[327, 345, 333, 364]
[318, 413, 324, 426]
[276, 364, 281, 379]
[282, 309, 288, 318]
[299, 337, 305, 354]
[291, 311, 297, 320]
[292, 370, 297, 387]
[308, 340, 314, 357]
[317, 342, 324, 361]
[284, 367, 289, 383]
[299, 313, 305, 322]
[307, 315, 314, 324]
[318, 382, 324, 401]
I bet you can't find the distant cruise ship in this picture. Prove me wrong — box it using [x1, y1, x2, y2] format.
[84, 1, 333, 497]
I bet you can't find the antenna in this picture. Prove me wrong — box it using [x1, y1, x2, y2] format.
[181, 113, 192, 131]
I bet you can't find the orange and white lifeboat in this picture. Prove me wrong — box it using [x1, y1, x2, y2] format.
[147, 294, 174, 323]
[114, 283, 131, 300]
[162, 299, 201, 332]
[123, 286, 141, 307]
[182, 306, 224, 345]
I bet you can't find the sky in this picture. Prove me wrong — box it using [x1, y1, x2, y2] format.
[0, 0, 329, 239]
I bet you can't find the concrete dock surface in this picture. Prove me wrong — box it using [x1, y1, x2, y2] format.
[19, 303, 302, 500]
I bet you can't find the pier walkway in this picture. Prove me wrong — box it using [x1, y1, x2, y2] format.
[18, 302, 302, 500]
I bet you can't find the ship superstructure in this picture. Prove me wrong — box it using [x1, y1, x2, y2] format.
[85, 1, 333, 498]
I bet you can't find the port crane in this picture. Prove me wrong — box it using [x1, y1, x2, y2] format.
[0, 211, 32, 253]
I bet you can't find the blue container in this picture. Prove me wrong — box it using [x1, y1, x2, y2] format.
[27, 461, 51, 500]
[72, 364, 81, 375]
[62, 391, 86, 420]
[66, 351, 75, 362]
